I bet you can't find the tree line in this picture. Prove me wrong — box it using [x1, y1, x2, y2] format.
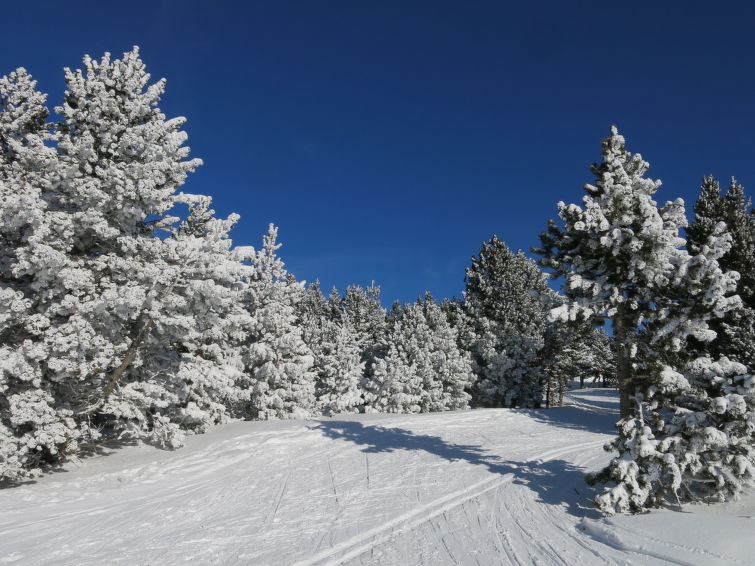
[0, 48, 607, 482]
[2, 48, 754, 517]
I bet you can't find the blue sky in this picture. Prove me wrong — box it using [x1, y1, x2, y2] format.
[3, 1, 755, 304]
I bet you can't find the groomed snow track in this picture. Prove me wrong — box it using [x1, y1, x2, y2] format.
[2, 388, 754, 565]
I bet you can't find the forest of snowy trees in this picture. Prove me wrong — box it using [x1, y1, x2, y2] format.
[2, 48, 755, 516]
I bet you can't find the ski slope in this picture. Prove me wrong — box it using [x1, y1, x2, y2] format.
[2, 387, 754, 565]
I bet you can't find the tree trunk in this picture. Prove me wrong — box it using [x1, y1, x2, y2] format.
[613, 309, 633, 418]
[101, 316, 155, 403]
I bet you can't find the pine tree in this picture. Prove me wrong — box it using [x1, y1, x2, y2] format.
[418, 293, 473, 411]
[541, 126, 742, 513]
[363, 295, 472, 414]
[0, 68, 79, 479]
[49, 47, 219, 447]
[243, 225, 316, 420]
[298, 282, 365, 415]
[591, 357, 755, 514]
[363, 302, 422, 413]
[152, 194, 255, 435]
[465, 237, 550, 408]
[314, 319, 365, 415]
[535, 126, 738, 418]
[2, 49, 258, 479]
[327, 283, 387, 395]
[687, 176, 755, 370]
[329, 283, 386, 365]
[593, 214, 748, 514]
[541, 320, 615, 406]
[580, 327, 615, 387]
[299, 281, 329, 327]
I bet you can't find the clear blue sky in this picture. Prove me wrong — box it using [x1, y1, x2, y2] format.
[3, 1, 754, 304]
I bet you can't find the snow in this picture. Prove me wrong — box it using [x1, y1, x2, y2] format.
[2, 387, 754, 565]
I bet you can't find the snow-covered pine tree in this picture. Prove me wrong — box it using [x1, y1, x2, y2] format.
[543, 127, 742, 513]
[329, 283, 386, 366]
[0, 68, 80, 479]
[49, 47, 218, 447]
[1, 48, 258, 479]
[535, 126, 726, 418]
[591, 353, 755, 514]
[298, 281, 365, 415]
[314, 318, 365, 415]
[299, 281, 329, 327]
[541, 320, 615, 407]
[464, 237, 550, 408]
[418, 293, 473, 411]
[243, 224, 316, 420]
[580, 327, 615, 387]
[363, 295, 472, 413]
[148, 194, 255, 437]
[687, 176, 755, 371]
[363, 301, 422, 413]
[593, 213, 747, 514]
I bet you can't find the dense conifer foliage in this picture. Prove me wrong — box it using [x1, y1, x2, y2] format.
[538, 126, 752, 513]
[3, 46, 755, 518]
[687, 176, 755, 371]
[463, 237, 551, 408]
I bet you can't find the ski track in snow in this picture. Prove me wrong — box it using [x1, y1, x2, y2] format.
[2, 388, 755, 565]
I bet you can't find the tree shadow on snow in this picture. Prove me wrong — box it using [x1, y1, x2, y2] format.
[312, 420, 603, 519]
[519, 405, 617, 435]
[520, 389, 620, 435]
[0, 437, 141, 490]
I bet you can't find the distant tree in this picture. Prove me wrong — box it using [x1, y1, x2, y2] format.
[541, 321, 615, 407]
[299, 281, 329, 326]
[417, 293, 473, 411]
[465, 237, 550, 408]
[243, 225, 316, 420]
[363, 303, 421, 413]
[364, 294, 472, 413]
[687, 176, 755, 371]
[313, 318, 364, 415]
[329, 283, 386, 362]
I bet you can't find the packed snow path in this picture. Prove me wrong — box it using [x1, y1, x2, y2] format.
[2, 388, 755, 565]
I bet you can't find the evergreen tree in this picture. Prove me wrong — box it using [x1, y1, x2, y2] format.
[49, 47, 225, 447]
[243, 225, 316, 420]
[593, 217, 748, 514]
[329, 283, 386, 362]
[418, 293, 473, 411]
[314, 319, 364, 415]
[687, 176, 755, 370]
[541, 321, 615, 407]
[363, 304, 421, 414]
[152, 194, 255, 436]
[299, 280, 329, 327]
[540, 126, 741, 513]
[0, 68, 79, 479]
[465, 237, 551, 408]
[535, 126, 738, 418]
[591, 357, 755, 514]
[364, 295, 472, 413]
[1, 49, 257, 478]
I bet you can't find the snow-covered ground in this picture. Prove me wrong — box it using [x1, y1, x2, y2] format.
[2, 387, 754, 565]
